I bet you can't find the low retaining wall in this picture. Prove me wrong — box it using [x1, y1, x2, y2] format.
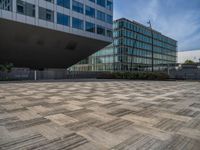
[0, 68, 102, 80]
[169, 69, 200, 80]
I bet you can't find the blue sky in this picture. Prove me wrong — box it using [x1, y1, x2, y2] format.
[113, 0, 200, 51]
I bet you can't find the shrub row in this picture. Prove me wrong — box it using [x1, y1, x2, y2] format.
[97, 72, 169, 80]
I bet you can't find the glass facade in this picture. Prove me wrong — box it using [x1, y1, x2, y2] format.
[70, 18, 177, 72]
[0, 0, 113, 40]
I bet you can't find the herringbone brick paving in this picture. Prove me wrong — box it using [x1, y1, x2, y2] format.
[0, 80, 200, 150]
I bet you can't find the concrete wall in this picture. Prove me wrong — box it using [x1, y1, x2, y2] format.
[0, 68, 101, 80]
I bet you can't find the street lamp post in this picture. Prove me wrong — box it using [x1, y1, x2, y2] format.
[147, 20, 154, 72]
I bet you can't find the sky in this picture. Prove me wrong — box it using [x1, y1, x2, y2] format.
[113, 0, 200, 51]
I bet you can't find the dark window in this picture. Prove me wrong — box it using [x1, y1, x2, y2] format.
[17, 4, 24, 13]
[85, 22, 95, 33]
[97, 0, 105, 7]
[39, 7, 54, 22]
[57, 0, 70, 9]
[72, 0, 84, 14]
[106, 0, 112, 10]
[0, 0, 12, 11]
[45, 0, 54, 3]
[106, 14, 113, 24]
[97, 10, 105, 21]
[85, 5, 95, 18]
[97, 25, 105, 35]
[106, 29, 112, 37]
[89, 0, 95, 3]
[72, 17, 84, 30]
[16, 0, 35, 17]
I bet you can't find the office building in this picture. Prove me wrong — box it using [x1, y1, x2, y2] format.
[70, 18, 177, 72]
[0, 0, 113, 69]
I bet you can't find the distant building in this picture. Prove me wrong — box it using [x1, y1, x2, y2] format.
[0, 0, 113, 69]
[178, 50, 200, 63]
[70, 18, 177, 72]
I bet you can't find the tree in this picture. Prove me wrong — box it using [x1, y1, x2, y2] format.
[184, 60, 195, 65]
[0, 63, 14, 73]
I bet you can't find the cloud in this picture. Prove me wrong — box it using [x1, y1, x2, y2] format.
[113, 0, 200, 51]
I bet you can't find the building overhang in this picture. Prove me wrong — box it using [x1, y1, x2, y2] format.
[0, 18, 111, 69]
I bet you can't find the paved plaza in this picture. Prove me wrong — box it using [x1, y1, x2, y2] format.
[0, 80, 200, 150]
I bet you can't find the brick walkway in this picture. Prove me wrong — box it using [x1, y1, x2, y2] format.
[0, 80, 200, 150]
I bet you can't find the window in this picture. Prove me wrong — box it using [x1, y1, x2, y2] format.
[45, 0, 54, 3]
[57, 0, 70, 9]
[97, 25, 105, 35]
[97, 10, 105, 22]
[0, 0, 12, 11]
[97, 0, 105, 7]
[85, 22, 95, 33]
[85, 6, 95, 18]
[72, 17, 84, 30]
[57, 13, 70, 26]
[16, 0, 35, 17]
[72, 0, 84, 14]
[17, 4, 24, 14]
[39, 7, 54, 22]
[106, 14, 113, 24]
[107, 29, 112, 37]
[106, 0, 112, 10]
[89, 0, 95, 3]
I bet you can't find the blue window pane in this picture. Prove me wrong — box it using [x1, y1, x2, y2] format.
[106, 0, 113, 10]
[57, 12, 70, 26]
[89, 0, 95, 3]
[72, 0, 84, 14]
[106, 14, 113, 24]
[57, 0, 70, 9]
[72, 17, 84, 30]
[97, 0, 105, 7]
[85, 5, 95, 18]
[97, 10, 105, 22]
[85, 22, 95, 33]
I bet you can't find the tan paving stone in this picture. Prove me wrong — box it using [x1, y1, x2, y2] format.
[0, 80, 200, 149]
[122, 114, 159, 127]
[155, 112, 192, 122]
[34, 123, 73, 140]
[78, 127, 125, 148]
[45, 114, 78, 126]
[28, 105, 52, 113]
[14, 110, 41, 120]
[177, 127, 200, 140]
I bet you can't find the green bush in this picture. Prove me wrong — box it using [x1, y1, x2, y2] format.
[0, 63, 14, 73]
[97, 72, 169, 80]
[184, 60, 195, 65]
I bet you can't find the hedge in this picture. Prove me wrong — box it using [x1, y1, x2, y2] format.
[97, 72, 169, 80]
